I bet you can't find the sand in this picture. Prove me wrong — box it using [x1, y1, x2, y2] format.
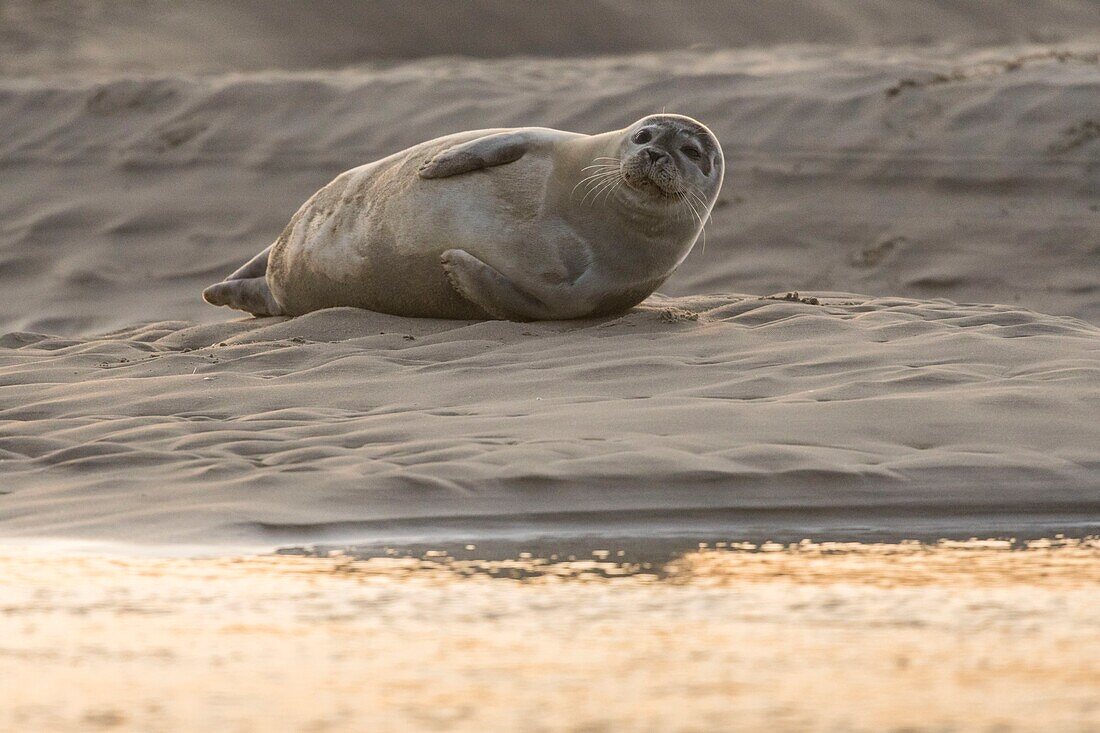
[3, 45, 1100, 336]
[3, 29, 1100, 549]
[0, 293, 1097, 549]
[2, 540, 1099, 733]
[5, 1, 1100, 75]
[2, 3, 1099, 730]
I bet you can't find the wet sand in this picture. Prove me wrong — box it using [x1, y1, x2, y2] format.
[3, 539, 1098, 733]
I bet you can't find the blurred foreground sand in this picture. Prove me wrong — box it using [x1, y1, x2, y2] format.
[2, 539, 1098, 732]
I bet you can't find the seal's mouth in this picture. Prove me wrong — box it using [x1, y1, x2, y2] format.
[621, 151, 682, 198]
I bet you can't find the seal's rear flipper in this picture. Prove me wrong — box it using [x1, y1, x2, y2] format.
[202, 277, 283, 317]
[227, 244, 273, 281]
[204, 244, 283, 316]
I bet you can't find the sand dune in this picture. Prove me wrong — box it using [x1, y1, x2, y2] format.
[1, 294, 1097, 548]
[4, 0, 1100, 75]
[1, 7, 1098, 551]
[2, 45, 1098, 339]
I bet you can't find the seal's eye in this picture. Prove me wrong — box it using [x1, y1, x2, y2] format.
[632, 129, 653, 144]
[682, 146, 701, 160]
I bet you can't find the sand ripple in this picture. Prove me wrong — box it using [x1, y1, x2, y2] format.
[1, 293, 1097, 547]
[2, 46, 1099, 334]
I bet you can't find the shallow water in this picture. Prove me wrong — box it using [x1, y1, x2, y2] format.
[3, 539, 1098, 732]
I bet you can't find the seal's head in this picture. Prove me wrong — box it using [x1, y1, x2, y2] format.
[617, 114, 723, 205]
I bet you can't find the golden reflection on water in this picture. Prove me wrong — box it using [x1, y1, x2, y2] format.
[2, 538, 1098, 732]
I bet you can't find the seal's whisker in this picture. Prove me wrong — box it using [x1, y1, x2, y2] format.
[677, 192, 691, 220]
[580, 176, 611, 205]
[675, 188, 698, 219]
[577, 172, 619, 198]
[689, 194, 710, 219]
[589, 173, 624, 202]
[684, 196, 702, 229]
[675, 192, 690, 224]
[571, 170, 620, 198]
[683, 188, 713, 253]
[582, 157, 622, 173]
[674, 191, 689, 222]
[578, 168, 619, 181]
[598, 178, 622, 204]
[580, 180, 616, 203]
[575, 156, 624, 199]
[678, 189, 707, 254]
[682, 184, 706, 208]
[685, 185, 712, 222]
[681, 193, 697, 226]
[585, 173, 622, 206]
[580, 167, 619, 179]
[574, 170, 618, 188]
[687, 195, 708, 255]
[576, 165, 620, 176]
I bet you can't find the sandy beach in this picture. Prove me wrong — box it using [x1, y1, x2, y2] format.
[1, 2, 1099, 730]
[2, 39, 1100, 548]
[1, 293, 1099, 549]
[3, 44, 1100, 335]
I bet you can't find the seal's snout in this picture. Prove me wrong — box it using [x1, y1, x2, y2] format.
[644, 148, 668, 165]
[622, 146, 681, 197]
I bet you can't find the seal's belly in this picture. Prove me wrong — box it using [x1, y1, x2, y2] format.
[269, 136, 557, 319]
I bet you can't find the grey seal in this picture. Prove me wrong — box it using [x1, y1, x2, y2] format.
[203, 114, 723, 321]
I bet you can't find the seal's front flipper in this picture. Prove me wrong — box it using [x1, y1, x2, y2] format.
[202, 276, 283, 317]
[418, 132, 533, 179]
[440, 249, 552, 321]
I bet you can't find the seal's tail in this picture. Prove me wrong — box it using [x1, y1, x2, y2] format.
[202, 244, 284, 317]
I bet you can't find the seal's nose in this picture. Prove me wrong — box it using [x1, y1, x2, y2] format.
[645, 148, 668, 165]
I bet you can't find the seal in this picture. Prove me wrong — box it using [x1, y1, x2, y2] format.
[202, 114, 723, 321]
